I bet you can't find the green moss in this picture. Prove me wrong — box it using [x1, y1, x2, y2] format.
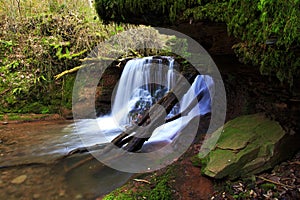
[190, 155, 202, 167]
[61, 74, 76, 109]
[95, 0, 300, 85]
[94, 0, 191, 25]
[146, 178, 172, 200]
[103, 188, 134, 200]
[260, 183, 276, 191]
[200, 114, 286, 179]
[103, 168, 173, 200]
[185, 0, 300, 85]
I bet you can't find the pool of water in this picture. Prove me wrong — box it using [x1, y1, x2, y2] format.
[0, 120, 131, 200]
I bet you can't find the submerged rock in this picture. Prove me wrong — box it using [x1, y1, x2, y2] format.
[199, 114, 299, 179]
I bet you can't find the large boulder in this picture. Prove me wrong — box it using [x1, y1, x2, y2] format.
[199, 114, 299, 179]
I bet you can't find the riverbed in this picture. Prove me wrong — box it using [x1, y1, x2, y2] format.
[0, 120, 131, 200]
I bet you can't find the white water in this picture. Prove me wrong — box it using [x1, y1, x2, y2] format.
[112, 56, 175, 126]
[143, 74, 214, 149]
[75, 56, 213, 149]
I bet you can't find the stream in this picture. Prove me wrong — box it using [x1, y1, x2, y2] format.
[0, 55, 220, 199]
[0, 120, 131, 200]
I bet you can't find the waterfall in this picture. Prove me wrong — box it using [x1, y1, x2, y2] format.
[111, 56, 176, 126]
[179, 75, 214, 117]
[94, 56, 213, 146]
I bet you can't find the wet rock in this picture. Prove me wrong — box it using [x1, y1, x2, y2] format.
[11, 174, 27, 184]
[200, 114, 300, 179]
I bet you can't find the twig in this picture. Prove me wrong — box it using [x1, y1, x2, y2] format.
[80, 57, 115, 62]
[54, 65, 85, 80]
[288, 161, 300, 165]
[133, 179, 151, 184]
[256, 176, 295, 189]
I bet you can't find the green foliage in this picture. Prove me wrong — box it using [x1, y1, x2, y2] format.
[186, 0, 300, 85]
[94, 0, 195, 24]
[146, 178, 172, 200]
[103, 170, 173, 200]
[260, 183, 276, 191]
[61, 75, 76, 109]
[0, 0, 96, 19]
[0, 0, 128, 114]
[185, 0, 300, 85]
[103, 188, 134, 200]
[190, 154, 202, 166]
[94, 0, 300, 85]
[225, 0, 300, 85]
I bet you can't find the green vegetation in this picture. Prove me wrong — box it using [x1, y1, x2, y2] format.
[103, 170, 173, 200]
[213, 176, 282, 199]
[0, 0, 190, 114]
[95, 0, 300, 85]
[260, 183, 276, 191]
[0, 0, 128, 114]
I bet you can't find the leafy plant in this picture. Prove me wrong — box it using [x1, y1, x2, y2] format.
[0, 0, 130, 114]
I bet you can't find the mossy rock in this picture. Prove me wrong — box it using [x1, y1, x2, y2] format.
[199, 113, 297, 179]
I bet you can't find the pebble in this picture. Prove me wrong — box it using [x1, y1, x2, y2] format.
[33, 193, 40, 199]
[6, 185, 17, 194]
[11, 174, 27, 184]
[59, 190, 65, 196]
[75, 194, 83, 199]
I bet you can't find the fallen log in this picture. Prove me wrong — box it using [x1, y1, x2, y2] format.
[112, 71, 199, 152]
[58, 70, 203, 172]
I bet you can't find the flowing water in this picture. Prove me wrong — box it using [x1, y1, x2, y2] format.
[79, 56, 213, 144]
[87, 56, 213, 147]
[0, 56, 213, 199]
